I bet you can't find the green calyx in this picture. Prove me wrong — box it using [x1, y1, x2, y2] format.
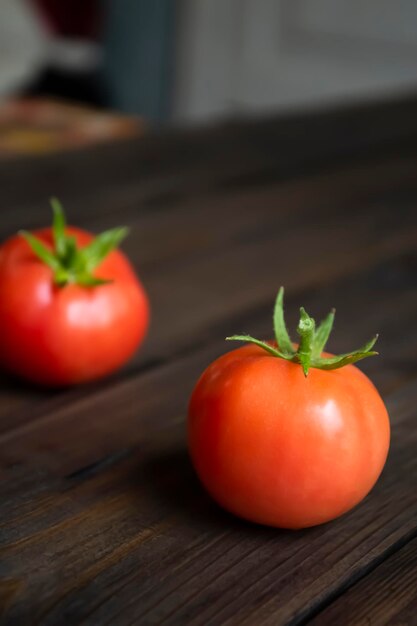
[226, 287, 378, 376]
[20, 198, 129, 287]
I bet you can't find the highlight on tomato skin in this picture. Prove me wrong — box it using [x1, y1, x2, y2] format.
[187, 288, 390, 529]
[0, 199, 149, 387]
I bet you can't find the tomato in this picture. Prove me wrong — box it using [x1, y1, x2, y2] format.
[0, 200, 149, 386]
[188, 289, 390, 529]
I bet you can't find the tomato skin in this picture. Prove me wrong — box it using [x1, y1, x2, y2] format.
[188, 344, 390, 529]
[0, 227, 149, 386]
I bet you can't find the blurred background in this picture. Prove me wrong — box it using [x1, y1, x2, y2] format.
[1, 0, 417, 156]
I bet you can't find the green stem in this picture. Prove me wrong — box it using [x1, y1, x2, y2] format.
[20, 198, 129, 288]
[296, 307, 315, 376]
[226, 287, 379, 375]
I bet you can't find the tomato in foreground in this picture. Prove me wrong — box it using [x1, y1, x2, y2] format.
[0, 199, 149, 386]
[188, 288, 390, 529]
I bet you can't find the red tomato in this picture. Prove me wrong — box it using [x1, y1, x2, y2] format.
[188, 290, 390, 529]
[0, 222, 149, 386]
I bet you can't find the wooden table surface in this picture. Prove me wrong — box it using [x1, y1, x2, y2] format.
[1, 96, 417, 626]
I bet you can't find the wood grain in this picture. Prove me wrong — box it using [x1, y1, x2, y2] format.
[1, 156, 416, 429]
[307, 537, 417, 626]
[1, 96, 417, 625]
[1, 250, 417, 476]
[0, 378, 416, 625]
[2, 92, 417, 219]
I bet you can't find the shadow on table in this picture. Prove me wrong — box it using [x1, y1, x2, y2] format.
[137, 445, 284, 540]
[139, 447, 229, 527]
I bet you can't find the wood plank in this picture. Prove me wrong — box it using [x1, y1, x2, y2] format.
[2, 93, 417, 217]
[1, 230, 416, 622]
[1, 148, 416, 257]
[306, 537, 417, 626]
[1, 159, 417, 428]
[1, 93, 417, 238]
[1, 247, 417, 474]
[0, 375, 415, 625]
[138, 195, 417, 365]
[1, 97, 417, 625]
[98, 154, 417, 274]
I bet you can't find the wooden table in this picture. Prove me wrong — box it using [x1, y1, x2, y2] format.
[1, 96, 417, 626]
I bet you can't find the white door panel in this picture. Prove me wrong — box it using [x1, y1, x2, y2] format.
[174, 0, 240, 120]
[174, 0, 417, 121]
[290, 0, 417, 47]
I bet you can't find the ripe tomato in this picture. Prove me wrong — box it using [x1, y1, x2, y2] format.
[0, 200, 149, 386]
[188, 289, 390, 529]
